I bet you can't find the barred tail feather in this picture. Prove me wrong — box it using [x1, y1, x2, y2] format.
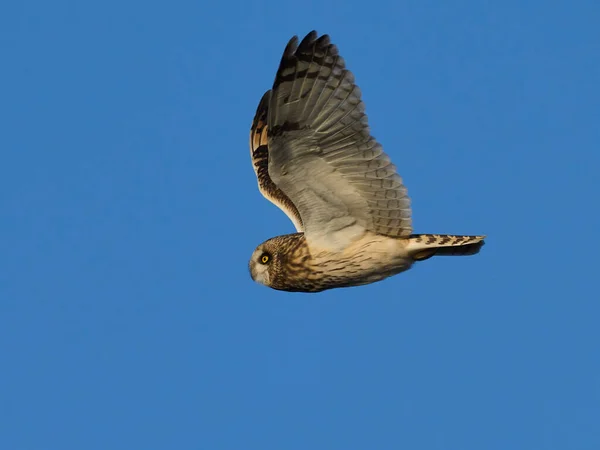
[407, 234, 486, 261]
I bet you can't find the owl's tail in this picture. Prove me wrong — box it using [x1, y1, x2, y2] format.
[406, 234, 486, 261]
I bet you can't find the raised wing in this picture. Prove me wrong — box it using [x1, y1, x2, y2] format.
[267, 31, 412, 250]
[250, 91, 303, 232]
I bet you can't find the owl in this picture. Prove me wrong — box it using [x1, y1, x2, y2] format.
[248, 31, 484, 293]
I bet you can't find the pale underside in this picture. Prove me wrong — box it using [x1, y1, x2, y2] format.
[250, 31, 412, 253]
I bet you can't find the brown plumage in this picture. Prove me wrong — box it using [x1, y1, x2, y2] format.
[249, 92, 303, 231]
[248, 31, 485, 293]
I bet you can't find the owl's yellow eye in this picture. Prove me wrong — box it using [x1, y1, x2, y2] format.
[260, 253, 270, 264]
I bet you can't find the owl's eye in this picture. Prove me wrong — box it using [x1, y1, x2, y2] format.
[260, 253, 271, 264]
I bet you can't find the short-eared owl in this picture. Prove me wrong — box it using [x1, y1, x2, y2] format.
[248, 31, 484, 293]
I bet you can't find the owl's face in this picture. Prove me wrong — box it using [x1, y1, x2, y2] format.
[248, 233, 308, 290]
[248, 240, 281, 288]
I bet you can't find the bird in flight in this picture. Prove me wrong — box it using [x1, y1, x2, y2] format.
[248, 31, 485, 292]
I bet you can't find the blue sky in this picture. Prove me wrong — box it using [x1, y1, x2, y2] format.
[1, 1, 599, 449]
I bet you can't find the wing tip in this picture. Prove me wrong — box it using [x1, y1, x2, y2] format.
[283, 30, 339, 60]
[284, 35, 300, 56]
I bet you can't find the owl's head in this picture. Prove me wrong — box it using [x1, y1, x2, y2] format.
[248, 239, 284, 288]
[248, 233, 307, 290]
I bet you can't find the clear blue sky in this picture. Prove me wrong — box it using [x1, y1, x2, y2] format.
[1, 1, 599, 449]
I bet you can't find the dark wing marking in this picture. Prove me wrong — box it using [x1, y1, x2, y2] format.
[249, 90, 303, 231]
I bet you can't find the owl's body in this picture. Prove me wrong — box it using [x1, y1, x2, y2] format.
[250, 232, 410, 292]
[249, 232, 483, 293]
[248, 31, 485, 292]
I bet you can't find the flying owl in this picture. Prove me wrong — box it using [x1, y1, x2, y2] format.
[248, 31, 485, 293]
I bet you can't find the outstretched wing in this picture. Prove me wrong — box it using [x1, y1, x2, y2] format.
[267, 31, 412, 250]
[249, 91, 303, 232]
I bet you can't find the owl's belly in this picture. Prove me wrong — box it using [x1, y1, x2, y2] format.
[305, 235, 413, 292]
